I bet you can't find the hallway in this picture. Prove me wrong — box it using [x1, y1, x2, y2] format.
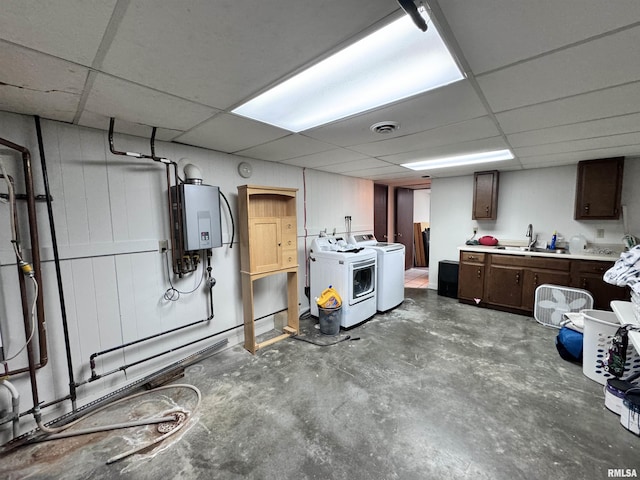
[404, 267, 429, 288]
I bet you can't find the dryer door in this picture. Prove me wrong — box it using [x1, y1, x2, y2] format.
[350, 258, 376, 305]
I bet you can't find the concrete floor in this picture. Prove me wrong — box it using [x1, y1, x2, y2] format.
[2, 288, 639, 479]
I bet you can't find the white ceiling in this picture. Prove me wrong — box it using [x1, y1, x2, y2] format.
[1, 0, 640, 184]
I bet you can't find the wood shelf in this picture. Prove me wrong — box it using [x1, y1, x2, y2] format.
[237, 185, 299, 354]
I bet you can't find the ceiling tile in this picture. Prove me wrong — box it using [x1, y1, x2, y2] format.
[508, 113, 640, 148]
[439, 0, 640, 74]
[0, 42, 87, 122]
[305, 80, 487, 146]
[237, 134, 335, 162]
[514, 132, 640, 157]
[477, 26, 640, 112]
[0, 0, 117, 65]
[83, 74, 218, 131]
[77, 111, 181, 142]
[495, 82, 640, 134]
[279, 149, 369, 168]
[101, 0, 398, 109]
[174, 114, 289, 153]
[518, 147, 640, 168]
[350, 116, 501, 157]
[312, 158, 390, 174]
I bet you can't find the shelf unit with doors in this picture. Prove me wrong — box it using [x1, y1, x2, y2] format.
[237, 185, 299, 354]
[472, 170, 499, 220]
[574, 157, 624, 220]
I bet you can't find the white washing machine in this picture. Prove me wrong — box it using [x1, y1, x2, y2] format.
[309, 236, 377, 328]
[349, 233, 405, 312]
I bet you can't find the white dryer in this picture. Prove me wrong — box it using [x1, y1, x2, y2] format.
[349, 233, 405, 312]
[309, 236, 377, 328]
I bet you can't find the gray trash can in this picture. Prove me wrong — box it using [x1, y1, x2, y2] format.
[318, 306, 341, 336]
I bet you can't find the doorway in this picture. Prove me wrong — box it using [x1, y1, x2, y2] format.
[373, 183, 388, 242]
[395, 187, 414, 270]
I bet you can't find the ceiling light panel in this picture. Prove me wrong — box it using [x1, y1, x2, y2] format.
[401, 149, 514, 170]
[232, 15, 464, 132]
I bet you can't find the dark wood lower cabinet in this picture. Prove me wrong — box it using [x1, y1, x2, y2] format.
[458, 250, 629, 314]
[486, 265, 523, 308]
[522, 269, 571, 311]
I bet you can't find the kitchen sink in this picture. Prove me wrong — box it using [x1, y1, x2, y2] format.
[495, 246, 566, 254]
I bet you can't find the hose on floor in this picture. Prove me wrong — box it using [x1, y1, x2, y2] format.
[30, 384, 201, 464]
[291, 335, 360, 347]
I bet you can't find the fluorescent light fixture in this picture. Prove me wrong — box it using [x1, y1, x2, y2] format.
[232, 14, 464, 132]
[401, 149, 514, 170]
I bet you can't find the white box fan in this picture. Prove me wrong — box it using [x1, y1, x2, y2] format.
[534, 284, 594, 328]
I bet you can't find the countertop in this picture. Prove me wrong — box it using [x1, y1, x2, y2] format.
[459, 244, 621, 262]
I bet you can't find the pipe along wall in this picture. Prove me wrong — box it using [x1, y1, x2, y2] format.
[0, 117, 230, 449]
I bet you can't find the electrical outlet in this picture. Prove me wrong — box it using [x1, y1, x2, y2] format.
[158, 239, 168, 253]
[596, 228, 605, 239]
[473, 227, 478, 234]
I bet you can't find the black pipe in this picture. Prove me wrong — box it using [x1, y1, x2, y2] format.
[108, 118, 189, 276]
[34, 116, 78, 409]
[206, 252, 214, 317]
[88, 312, 214, 379]
[84, 326, 235, 384]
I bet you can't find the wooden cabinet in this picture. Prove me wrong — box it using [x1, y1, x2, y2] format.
[486, 262, 523, 309]
[458, 252, 486, 302]
[522, 267, 571, 311]
[574, 157, 624, 220]
[472, 170, 499, 220]
[484, 255, 571, 311]
[570, 260, 629, 310]
[457, 250, 628, 315]
[237, 185, 299, 353]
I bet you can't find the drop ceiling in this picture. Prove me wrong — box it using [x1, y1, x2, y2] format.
[1, 0, 639, 184]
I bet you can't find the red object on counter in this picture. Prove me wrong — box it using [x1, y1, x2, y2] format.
[479, 236, 499, 246]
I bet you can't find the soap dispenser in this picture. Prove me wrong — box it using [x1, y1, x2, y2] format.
[550, 231, 557, 250]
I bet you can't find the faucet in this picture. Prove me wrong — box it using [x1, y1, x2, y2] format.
[526, 224, 538, 250]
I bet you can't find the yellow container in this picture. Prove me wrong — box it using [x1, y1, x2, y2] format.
[316, 286, 342, 308]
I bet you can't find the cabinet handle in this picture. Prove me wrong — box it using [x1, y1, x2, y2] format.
[278, 243, 281, 246]
[398, 233, 403, 237]
[534, 274, 538, 284]
[584, 203, 590, 213]
[477, 268, 481, 279]
[515, 273, 520, 285]
[287, 240, 292, 246]
[582, 278, 588, 289]
[485, 206, 489, 214]
[468, 255, 476, 260]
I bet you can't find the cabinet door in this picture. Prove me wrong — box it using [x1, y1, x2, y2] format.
[486, 265, 523, 308]
[472, 171, 499, 220]
[522, 269, 571, 311]
[249, 217, 281, 273]
[458, 263, 485, 301]
[575, 273, 629, 310]
[574, 157, 624, 219]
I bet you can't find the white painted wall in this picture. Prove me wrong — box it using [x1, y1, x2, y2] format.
[413, 189, 430, 223]
[0, 111, 373, 440]
[429, 160, 640, 290]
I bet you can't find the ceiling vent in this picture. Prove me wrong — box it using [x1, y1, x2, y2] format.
[370, 121, 400, 134]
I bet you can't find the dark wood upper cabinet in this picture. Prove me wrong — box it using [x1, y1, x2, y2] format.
[574, 157, 624, 220]
[472, 170, 499, 220]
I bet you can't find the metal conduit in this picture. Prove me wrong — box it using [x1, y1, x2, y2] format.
[34, 116, 77, 410]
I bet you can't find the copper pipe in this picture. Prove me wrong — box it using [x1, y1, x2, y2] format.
[0, 136, 46, 419]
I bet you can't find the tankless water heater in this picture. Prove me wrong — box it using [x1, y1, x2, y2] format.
[171, 184, 222, 251]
